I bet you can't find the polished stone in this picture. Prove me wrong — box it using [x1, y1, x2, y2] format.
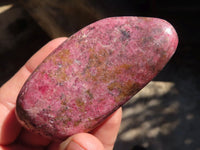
[16, 17, 178, 140]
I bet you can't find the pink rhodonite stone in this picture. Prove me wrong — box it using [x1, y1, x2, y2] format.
[16, 17, 178, 140]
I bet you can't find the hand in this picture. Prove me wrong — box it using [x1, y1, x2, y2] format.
[0, 38, 122, 150]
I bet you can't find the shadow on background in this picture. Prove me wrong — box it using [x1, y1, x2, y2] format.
[115, 77, 200, 150]
[0, 0, 50, 85]
[0, 0, 200, 150]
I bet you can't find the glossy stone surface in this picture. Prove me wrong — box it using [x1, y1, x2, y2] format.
[16, 17, 178, 140]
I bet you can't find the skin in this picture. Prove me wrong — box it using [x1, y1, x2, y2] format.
[0, 37, 122, 150]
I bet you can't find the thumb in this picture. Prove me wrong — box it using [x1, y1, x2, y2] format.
[59, 133, 104, 150]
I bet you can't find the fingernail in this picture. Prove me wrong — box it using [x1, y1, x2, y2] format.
[59, 137, 85, 150]
[59, 137, 72, 150]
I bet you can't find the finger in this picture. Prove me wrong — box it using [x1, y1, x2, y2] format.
[47, 141, 61, 150]
[0, 143, 44, 150]
[0, 108, 21, 145]
[59, 133, 104, 150]
[92, 108, 122, 150]
[0, 37, 67, 145]
[17, 129, 50, 147]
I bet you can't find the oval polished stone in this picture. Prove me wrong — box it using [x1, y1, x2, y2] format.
[16, 17, 178, 140]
